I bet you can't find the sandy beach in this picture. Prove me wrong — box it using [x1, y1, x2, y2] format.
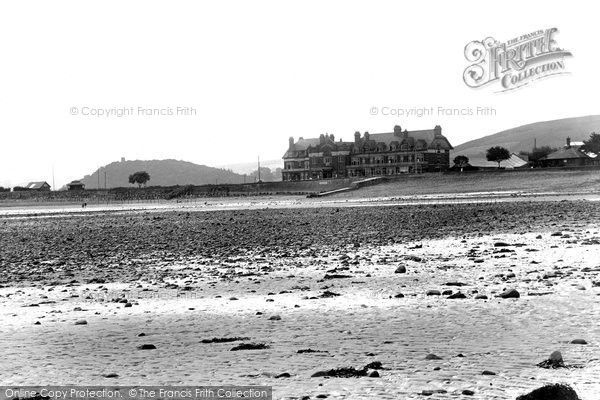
[1, 198, 599, 399]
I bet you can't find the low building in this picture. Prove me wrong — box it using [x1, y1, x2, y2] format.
[468, 153, 529, 169]
[25, 181, 51, 191]
[540, 137, 599, 167]
[67, 180, 85, 191]
[282, 125, 453, 181]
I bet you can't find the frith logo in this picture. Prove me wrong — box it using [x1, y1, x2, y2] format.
[463, 28, 572, 92]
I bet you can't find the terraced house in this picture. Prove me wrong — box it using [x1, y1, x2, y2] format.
[282, 125, 453, 181]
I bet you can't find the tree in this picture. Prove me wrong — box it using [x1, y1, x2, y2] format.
[581, 132, 600, 154]
[529, 146, 557, 162]
[249, 167, 276, 182]
[486, 146, 510, 168]
[453, 155, 470, 171]
[128, 171, 151, 188]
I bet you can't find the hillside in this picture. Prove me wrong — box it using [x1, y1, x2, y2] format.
[78, 159, 248, 189]
[219, 159, 282, 174]
[452, 115, 600, 163]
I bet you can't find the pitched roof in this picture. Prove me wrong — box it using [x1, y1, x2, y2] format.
[284, 126, 453, 158]
[360, 129, 453, 150]
[293, 138, 320, 150]
[369, 129, 435, 145]
[545, 146, 591, 160]
[26, 181, 50, 189]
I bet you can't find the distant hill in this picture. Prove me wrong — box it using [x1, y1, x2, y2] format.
[219, 159, 282, 174]
[452, 115, 600, 164]
[78, 159, 248, 189]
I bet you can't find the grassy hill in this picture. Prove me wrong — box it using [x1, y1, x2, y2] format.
[79, 159, 248, 189]
[452, 115, 600, 163]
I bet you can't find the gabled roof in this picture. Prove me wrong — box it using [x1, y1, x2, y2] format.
[545, 146, 591, 160]
[284, 125, 453, 159]
[293, 138, 320, 151]
[284, 137, 354, 158]
[368, 129, 435, 145]
[357, 129, 453, 150]
[26, 181, 50, 189]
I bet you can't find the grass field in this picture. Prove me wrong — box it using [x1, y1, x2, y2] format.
[333, 168, 600, 198]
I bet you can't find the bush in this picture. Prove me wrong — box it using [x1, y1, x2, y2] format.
[166, 185, 195, 200]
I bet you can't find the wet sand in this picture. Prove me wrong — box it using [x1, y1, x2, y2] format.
[0, 199, 599, 399]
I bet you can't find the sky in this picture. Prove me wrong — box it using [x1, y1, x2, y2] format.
[0, 0, 598, 188]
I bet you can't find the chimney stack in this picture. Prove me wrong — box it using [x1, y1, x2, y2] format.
[393, 125, 402, 136]
[354, 131, 360, 143]
[566, 137, 571, 148]
[288, 136, 294, 149]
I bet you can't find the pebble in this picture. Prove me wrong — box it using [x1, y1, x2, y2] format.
[499, 289, 520, 298]
[570, 338, 587, 345]
[74, 319, 88, 325]
[137, 344, 157, 350]
[549, 350, 563, 363]
[394, 266, 406, 274]
[425, 353, 442, 360]
[230, 343, 269, 351]
[516, 383, 579, 400]
[537, 351, 565, 369]
[426, 290, 441, 296]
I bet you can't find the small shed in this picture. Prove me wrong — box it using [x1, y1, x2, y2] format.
[67, 180, 85, 191]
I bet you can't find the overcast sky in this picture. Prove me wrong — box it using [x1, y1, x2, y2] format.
[0, 0, 597, 188]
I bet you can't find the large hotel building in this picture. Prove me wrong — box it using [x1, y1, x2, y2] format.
[282, 125, 453, 181]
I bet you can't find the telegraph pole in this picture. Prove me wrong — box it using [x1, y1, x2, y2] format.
[257, 155, 261, 182]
